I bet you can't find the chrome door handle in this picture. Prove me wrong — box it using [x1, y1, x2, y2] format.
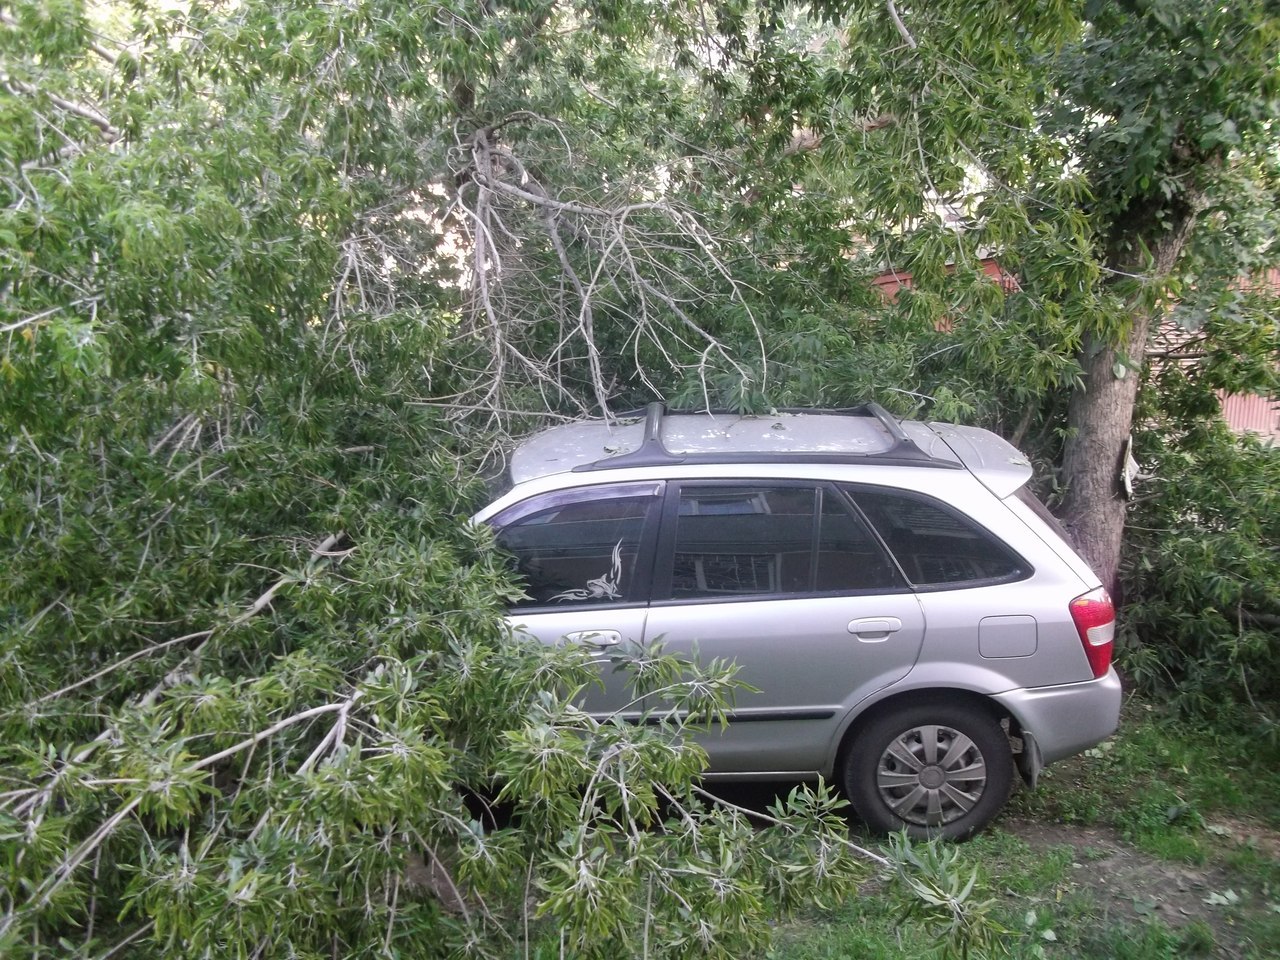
[847, 617, 903, 641]
[564, 630, 623, 648]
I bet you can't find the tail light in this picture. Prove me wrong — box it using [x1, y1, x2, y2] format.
[1070, 588, 1115, 679]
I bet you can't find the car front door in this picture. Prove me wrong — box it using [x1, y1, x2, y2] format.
[642, 481, 926, 774]
[489, 481, 663, 722]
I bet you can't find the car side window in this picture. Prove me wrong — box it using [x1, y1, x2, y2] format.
[491, 484, 659, 608]
[815, 489, 902, 591]
[662, 484, 902, 599]
[847, 486, 1028, 587]
[670, 486, 815, 598]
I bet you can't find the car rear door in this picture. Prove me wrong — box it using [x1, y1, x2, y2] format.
[641, 481, 926, 775]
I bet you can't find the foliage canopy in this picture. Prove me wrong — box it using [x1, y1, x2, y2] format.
[1, 0, 1278, 955]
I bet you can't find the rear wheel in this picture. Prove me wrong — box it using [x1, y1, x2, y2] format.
[843, 702, 1013, 840]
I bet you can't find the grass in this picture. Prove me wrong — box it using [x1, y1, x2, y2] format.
[769, 698, 1280, 960]
[1008, 700, 1280, 853]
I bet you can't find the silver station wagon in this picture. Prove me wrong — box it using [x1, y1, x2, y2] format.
[474, 404, 1122, 838]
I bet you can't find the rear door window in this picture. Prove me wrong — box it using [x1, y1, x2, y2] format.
[670, 486, 815, 597]
[657, 483, 904, 600]
[815, 489, 902, 591]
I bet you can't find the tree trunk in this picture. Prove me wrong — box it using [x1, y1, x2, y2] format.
[1059, 211, 1199, 596]
[1059, 321, 1151, 595]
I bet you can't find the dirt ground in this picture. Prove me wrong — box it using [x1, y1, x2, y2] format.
[1001, 818, 1280, 958]
[699, 780, 1280, 956]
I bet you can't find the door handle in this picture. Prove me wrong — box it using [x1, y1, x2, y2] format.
[847, 617, 903, 641]
[564, 630, 623, 648]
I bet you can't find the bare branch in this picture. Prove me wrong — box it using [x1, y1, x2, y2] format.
[296, 691, 362, 774]
[4, 78, 121, 142]
[190, 699, 352, 773]
[32, 630, 214, 705]
[0, 305, 62, 334]
[886, 0, 919, 50]
[1, 297, 101, 335]
[446, 116, 767, 425]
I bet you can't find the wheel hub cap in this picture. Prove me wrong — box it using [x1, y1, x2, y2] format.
[875, 723, 989, 827]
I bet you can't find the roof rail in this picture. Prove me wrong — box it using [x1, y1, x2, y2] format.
[588, 401, 672, 469]
[573, 403, 956, 472]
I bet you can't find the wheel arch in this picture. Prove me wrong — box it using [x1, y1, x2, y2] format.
[831, 687, 1014, 779]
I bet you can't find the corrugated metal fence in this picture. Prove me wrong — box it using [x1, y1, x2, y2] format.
[1219, 392, 1280, 440]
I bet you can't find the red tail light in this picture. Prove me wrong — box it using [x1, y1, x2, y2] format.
[1070, 588, 1115, 679]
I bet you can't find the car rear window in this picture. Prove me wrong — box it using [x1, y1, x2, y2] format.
[846, 487, 1029, 588]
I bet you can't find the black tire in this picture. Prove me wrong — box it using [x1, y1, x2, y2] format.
[843, 702, 1013, 840]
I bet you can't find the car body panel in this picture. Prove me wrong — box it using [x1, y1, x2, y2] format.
[511, 411, 905, 484]
[994, 668, 1122, 764]
[506, 608, 650, 721]
[925, 421, 1035, 498]
[911, 582, 1095, 688]
[644, 591, 926, 772]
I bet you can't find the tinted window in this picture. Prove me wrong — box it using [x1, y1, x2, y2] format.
[664, 485, 902, 599]
[815, 490, 902, 591]
[670, 486, 815, 598]
[849, 487, 1026, 586]
[494, 489, 654, 607]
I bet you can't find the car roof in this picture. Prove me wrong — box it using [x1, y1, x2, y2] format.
[507, 404, 1033, 498]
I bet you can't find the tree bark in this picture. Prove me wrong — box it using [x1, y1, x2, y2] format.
[1060, 208, 1200, 596]
[1059, 320, 1151, 596]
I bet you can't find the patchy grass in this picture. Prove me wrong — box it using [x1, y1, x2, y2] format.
[1009, 700, 1280, 855]
[763, 895, 941, 960]
[769, 699, 1280, 960]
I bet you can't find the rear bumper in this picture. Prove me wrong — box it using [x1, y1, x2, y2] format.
[994, 667, 1122, 766]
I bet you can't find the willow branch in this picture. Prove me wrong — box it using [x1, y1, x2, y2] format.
[32, 630, 214, 705]
[4, 78, 121, 142]
[11, 533, 347, 825]
[23, 696, 357, 914]
[886, 0, 919, 50]
[690, 784, 890, 867]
